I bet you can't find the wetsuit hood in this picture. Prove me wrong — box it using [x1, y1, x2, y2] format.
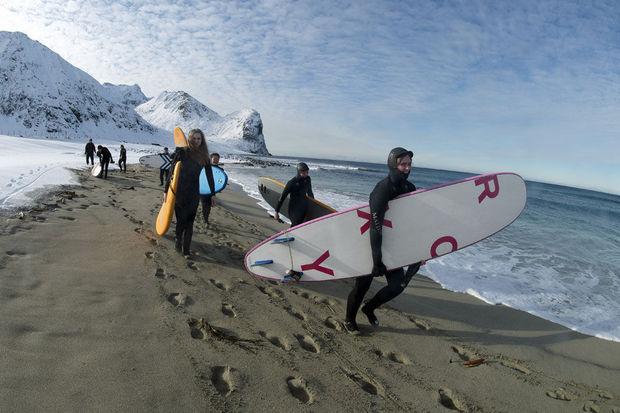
[387, 147, 413, 183]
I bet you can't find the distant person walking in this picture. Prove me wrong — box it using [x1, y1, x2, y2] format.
[96, 145, 114, 179]
[200, 152, 220, 227]
[118, 145, 127, 172]
[159, 147, 172, 186]
[85, 139, 96, 165]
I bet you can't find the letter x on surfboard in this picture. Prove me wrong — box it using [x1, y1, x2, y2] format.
[245, 173, 527, 282]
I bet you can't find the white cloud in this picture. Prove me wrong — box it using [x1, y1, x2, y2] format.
[1, 0, 619, 193]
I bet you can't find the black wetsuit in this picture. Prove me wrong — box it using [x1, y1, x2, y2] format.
[85, 142, 96, 165]
[346, 169, 421, 324]
[200, 165, 222, 225]
[118, 147, 127, 172]
[159, 152, 172, 185]
[275, 175, 314, 227]
[96, 147, 113, 179]
[165, 148, 215, 255]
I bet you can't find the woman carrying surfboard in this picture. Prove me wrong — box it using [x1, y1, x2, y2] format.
[345, 147, 423, 334]
[274, 162, 315, 227]
[163, 129, 215, 257]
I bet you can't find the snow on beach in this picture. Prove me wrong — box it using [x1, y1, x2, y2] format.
[0, 134, 158, 209]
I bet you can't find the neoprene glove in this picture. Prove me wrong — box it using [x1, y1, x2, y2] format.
[371, 262, 387, 277]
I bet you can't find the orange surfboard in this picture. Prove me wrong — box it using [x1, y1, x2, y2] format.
[155, 161, 182, 236]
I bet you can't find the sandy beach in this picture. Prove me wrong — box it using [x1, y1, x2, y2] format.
[0, 162, 618, 412]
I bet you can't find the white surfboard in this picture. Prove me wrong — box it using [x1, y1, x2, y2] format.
[244, 173, 526, 282]
[91, 164, 102, 177]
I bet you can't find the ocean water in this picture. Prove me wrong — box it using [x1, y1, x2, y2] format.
[224, 155, 620, 342]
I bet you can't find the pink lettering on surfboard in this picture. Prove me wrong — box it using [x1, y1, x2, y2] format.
[356, 208, 393, 235]
[475, 175, 500, 203]
[300, 250, 335, 276]
[430, 236, 458, 258]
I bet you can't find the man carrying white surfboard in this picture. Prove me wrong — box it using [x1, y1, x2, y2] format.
[345, 147, 423, 334]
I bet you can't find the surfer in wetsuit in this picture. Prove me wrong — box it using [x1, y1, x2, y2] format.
[85, 139, 96, 165]
[200, 152, 220, 227]
[164, 129, 215, 258]
[96, 145, 114, 179]
[344, 147, 423, 334]
[274, 162, 314, 227]
[118, 145, 127, 172]
[159, 147, 172, 186]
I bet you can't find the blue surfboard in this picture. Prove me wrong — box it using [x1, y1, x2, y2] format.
[199, 165, 228, 195]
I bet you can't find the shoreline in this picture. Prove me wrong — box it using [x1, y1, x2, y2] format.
[0, 163, 618, 411]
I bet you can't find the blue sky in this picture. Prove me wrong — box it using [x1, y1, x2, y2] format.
[2, 0, 619, 194]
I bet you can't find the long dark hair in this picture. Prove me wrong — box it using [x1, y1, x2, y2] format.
[187, 128, 210, 166]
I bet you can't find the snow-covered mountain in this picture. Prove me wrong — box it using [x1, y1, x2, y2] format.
[0, 31, 166, 144]
[137, 91, 270, 155]
[102, 83, 149, 107]
[0, 31, 270, 155]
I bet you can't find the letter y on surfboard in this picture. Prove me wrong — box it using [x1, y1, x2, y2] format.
[245, 173, 527, 282]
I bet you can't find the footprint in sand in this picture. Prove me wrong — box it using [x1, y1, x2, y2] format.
[287, 307, 307, 321]
[186, 261, 199, 271]
[312, 295, 338, 307]
[438, 388, 467, 411]
[211, 366, 235, 396]
[210, 279, 230, 291]
[451, 345, 476, 362]
[545, 388, 576, 401]
[374, 349, 411, 365]
[500, 360, 531, 375]
[341, 368, 385, 397]
[324, 317, 342, 331]
[221, 303, 237, 317]
[583, 401, 601, 413]
[286, 377, 314, 404]
[168, 293, 191, 307]
[6, 250, 27, 257]
[258, 285, 284, 300]
[154, 268, 166, 278]
[295, 334, 320, 353]
[78, 204, 90, 209]
[57, 216, 76, 221]
[259, 331, 291, 351]
[409, 316, 431, 330]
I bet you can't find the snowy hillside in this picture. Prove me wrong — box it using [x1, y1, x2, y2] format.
[0, 31, 270, 155]
[137, 92, 270, 155]
[0, 31, 167, 144]
[102, 83, 149, 107]
[135, 91, 221, 134]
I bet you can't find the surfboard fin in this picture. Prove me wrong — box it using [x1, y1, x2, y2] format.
[283, 270, 303, 283]
[272, 236, 295, 244]
[251, 259, 274, 267]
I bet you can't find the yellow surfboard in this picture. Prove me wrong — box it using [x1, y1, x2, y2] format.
[155, 127, 189, 236]
[174, 127, 188, 147]
[156, 161, 182, 236]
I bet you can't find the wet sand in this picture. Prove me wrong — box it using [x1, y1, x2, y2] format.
[0, 163, 618, 412]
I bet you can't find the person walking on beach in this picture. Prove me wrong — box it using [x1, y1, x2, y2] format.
[164, 129, 215, 258]
[274, 162, 314, 227]
[85, 139, 96, 165]
[200, 152, 220, 227]
[159, 147, 172, 186]
[96, 145, 114, 179]
[118, 145, 127, 172]
[344, 147, 423, 334]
